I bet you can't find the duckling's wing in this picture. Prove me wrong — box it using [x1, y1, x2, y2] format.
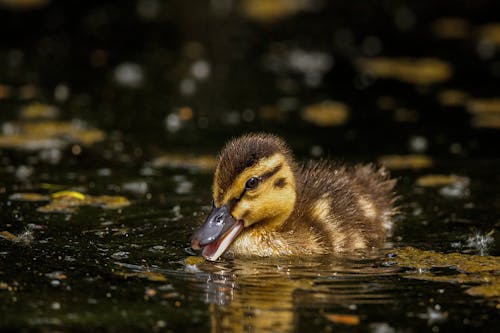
[292, 160, 397, 250]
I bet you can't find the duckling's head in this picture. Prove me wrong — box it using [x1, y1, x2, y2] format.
[191, 133, 297, 261]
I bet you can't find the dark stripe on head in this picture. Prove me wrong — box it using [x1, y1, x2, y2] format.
[273, 177, 287, 188]
[241, 210, 250, 220]
[235, 164, 283, 202]
[260, 163, 282, 181]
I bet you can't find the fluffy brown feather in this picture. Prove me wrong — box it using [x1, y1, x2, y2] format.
[208, 133, 398, 257]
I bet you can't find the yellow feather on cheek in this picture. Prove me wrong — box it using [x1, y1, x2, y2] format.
[217, 153, 286, 206]
[232, 168, 296, 228]
[232, 200, 251, 220]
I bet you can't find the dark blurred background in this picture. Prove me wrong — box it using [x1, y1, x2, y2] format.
[1, 2, 500, 332]
[1, 0, 500, 158]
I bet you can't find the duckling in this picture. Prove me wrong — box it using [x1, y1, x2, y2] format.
[191, 133, 397, 261]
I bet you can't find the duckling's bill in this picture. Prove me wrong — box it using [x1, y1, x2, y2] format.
[191, 204, 244, 261]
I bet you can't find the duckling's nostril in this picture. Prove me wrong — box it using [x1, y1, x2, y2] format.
[214, 212, 225, 226]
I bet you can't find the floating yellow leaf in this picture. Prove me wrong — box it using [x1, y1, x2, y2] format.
[241, 0, 306, 22]
[20, 102, 59, 119]
[34, 190, 88, 213]
[416, 174, 469, 187]
[378, 154, 433, 170]
[184, 256, 206, 266]
[45, 271, 67, 280]
[52, 191, 86, 200]
[302, 101, 349, 127]
[23, 121, 76, 136]
[145, 288, 157, 298]
[141, 272, 168, 282]
[467, 98, 500, 114]
[0, 135, 62, 150]
[37, 202, 79, 213]
[9, 193, 50, 202]
[0, 231, 18, 241]
[39, 183, 67, 191]
[393, 247, 500, 304]
[323, 313, 360, 326]
[77, 128, 106, 146]
[466, 98, 500, 129]
[0, 230, 33, 245]
[394, 247, 500, 273]
[356, 57, 453, 85]
[0, 0, 49, 10]
[90, 195, 131, 210]
[9, 191, 132, 213]
[467, 284, 500, 298]
[152, 153, 217, 172]
[0, 120, 106, 150]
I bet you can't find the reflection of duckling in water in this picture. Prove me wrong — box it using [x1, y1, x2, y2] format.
[199, 256, 396, 333]
[191, 133, 397, 261]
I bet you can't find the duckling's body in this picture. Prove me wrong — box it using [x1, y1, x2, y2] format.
[191, 133, 397, 260]
[230, 161, 396, 257]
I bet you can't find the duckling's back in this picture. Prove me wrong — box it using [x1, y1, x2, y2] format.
[287, 160, 397, 252]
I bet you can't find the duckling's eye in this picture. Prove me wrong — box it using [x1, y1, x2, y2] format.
[245, 177, 259, 190]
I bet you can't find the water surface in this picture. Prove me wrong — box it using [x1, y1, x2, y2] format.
[1, 1, 500, 332]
